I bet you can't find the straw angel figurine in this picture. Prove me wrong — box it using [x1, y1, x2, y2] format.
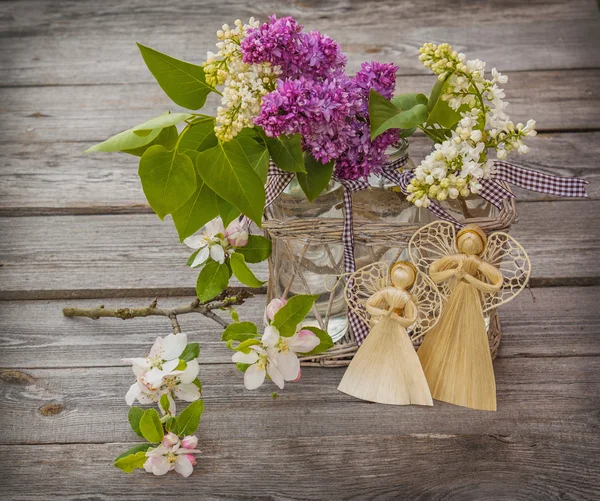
[408, 222, 531, 411]
[338, 261, 443, 406]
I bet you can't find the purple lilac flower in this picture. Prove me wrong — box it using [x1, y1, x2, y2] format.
[241, 15, 346, 80]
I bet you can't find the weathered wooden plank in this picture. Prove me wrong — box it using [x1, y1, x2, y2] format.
[1, 132, 598, 214]
[1, 0, 599, 86]
[2, 70, 599, 147]
[0, 287, 597, 369]
[0, 200, 597, 298]
[1, 434, 599, 500]
[0, 356, 599, 444]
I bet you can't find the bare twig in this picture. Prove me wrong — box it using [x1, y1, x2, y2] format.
[62, 289, 253, 332]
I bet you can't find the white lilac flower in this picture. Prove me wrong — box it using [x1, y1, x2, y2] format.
[144, 432, 201, 478]
[410, 43, 537, 206]
[203, 18, 281, 142]
[184, 218, 228, 267]
[232, 326, 319, 390]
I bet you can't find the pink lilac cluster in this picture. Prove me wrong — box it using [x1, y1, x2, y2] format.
[241, 15, 346, 80]
[255, 61, 399, 179]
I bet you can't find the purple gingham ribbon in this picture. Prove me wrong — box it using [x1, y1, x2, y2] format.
[478, 161, 589, 208]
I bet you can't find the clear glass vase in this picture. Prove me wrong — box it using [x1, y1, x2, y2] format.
[265, 140, 497, 343]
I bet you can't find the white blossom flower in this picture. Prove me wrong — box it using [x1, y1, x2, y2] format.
[224, 220, 249, 247]
[123, 333, 187, 377]
[184, 218, 228, 267]
[144, 432, 201, 478]
[232, 326, 319, 390]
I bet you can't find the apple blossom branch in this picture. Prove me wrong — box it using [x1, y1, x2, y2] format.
[62, 289, 253, 333]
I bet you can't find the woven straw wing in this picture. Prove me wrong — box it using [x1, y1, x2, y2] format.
[480, 232, 531, 312]
[408, 221, 458, 300]
[409, 271, 444, 341]
[344, 262, 389, 325]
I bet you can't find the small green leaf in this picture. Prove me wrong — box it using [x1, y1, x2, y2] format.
[114, 450, 149, 473]
[230, 252, 265, 287]
[192, 378, 203, 392]
[139, 408, 164, 444]
[171, 174, 220, 241]
[176, 400, 205, 436]
[115, 443, 152, 462]
[230, 307, 239, 322]
[160, 394, 171, 414]
[226, 338, 260, 353]
[196, 260, 231, 302]
[137, 43, 216, 110]
[272, 392, 278, 400]
[196, 140, 266, 227]
[296, 153, 334, 202]
[165, 416, 178, 433]
[181, 343, 200, 362]
[128, 407, 145, 439]
[222, 321, 258, 342]
[428, 72, 452, 112]
[265, 134, 305, 173]
[123, 125, 179, 157]
[272, 294, 319, 337]
[369, 90, 428, 139]
[235, 234, 272, 263]
[85, 127, 162, 154]
[179, 118, 218, 154]
[297, 326, 334, 356]
[236, 362, 251, 372]
[174, 359, 187, 371]
[133, 113, 194, 132]
[391, 93, 428, 111]
[138, 145, 196, 220]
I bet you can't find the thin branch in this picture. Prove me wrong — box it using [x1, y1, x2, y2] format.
[62, 289, 253, 330]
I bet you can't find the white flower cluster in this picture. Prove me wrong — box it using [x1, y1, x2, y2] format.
[409, 43, 537, 207]
[203, 19, 281, 142]
[184, 217, 248, 268]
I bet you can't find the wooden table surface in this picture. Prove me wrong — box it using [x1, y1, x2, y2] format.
[1, 1, 599, 499]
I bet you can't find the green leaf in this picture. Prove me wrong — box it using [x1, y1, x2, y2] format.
[139, 408, 164, 444]
[265, 134, 305, 173]
[297, 326, 334, 356]
[196, 260, 231, 302]
[114, 450, 149, 473]
[426, 96, 463, 129]
[369, 90, 428, 139]
[226, 338, 260, 353]
[137, 43, 216, 110]
[216, 195, 242, 227]
[123, 126, 179, 157]
[236, 136, 270, 183]
[181, 343, 200, 362]
[138, 145, 196, 220]
[399, 127, 417, 138]
[428, 72, 452, 112]
[234, 234, 272, 263]
[236, 362, 251, 372]
[165, 416, 178, 433]
[115, 443, 152, 462]
[128, 407, 145, 439]
[296, 153, 334, 202]
[222, 321, 258, 342]
[174, 359, 187, 372]
[230, 307, 239, 322]
[192, 378, 203, 392]
[272, 294, 319, 337]
[196, 140, 266, 227]
[179, 118, 218, 154]
[171, 175, 220, 241]
[160, 394, 171, 414]
[391, 93, 428, 111]
[176, 400, 204, 436]
[229, 252, 265, 287]
[86, 112, 192, 153]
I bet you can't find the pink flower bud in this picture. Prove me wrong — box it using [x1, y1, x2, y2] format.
[266, 298, 287, 321]
[185, 454, 197, 466]
[181, 435, 198, 450]
[225, 222, 249, 247]
[162, 432, 179, 448]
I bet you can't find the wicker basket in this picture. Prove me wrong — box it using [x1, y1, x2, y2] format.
[263, 181, 517, 367]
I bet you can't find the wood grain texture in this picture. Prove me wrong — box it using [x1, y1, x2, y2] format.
[2, 132, 599, 214]
[1, 434, 599, 500]
[1, 0, 599, 86]
[0, 200, 597, 298]
[2, 70, 598, 147]
[1, 356, 599, 444]
[0, 287, 597, 369]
